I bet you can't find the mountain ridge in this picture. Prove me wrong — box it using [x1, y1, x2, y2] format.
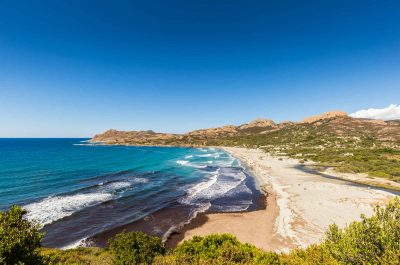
[90, 110, 400, 182]
[90, 111, 400, 146]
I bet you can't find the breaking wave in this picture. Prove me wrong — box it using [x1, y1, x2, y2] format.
[24, 193, 114, 225]
[24, 176, 149, 226]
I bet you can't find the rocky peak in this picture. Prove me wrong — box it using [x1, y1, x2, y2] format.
[187, 125, 238, 136]
[301, 111, 348, 124]
[239, 118, 276, 129]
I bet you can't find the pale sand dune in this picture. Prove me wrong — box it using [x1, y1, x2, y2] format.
[180, 147, 395, 252]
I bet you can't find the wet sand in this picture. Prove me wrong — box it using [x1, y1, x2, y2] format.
[167, 184, 292, 251]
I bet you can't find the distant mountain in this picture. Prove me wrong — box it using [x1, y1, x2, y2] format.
[90, 111, 400, 182]
[90, 111, 400, 146]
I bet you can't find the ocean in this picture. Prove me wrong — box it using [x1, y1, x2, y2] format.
[0, 138, 262, 248]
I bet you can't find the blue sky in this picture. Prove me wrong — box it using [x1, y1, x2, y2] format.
[0, 1, 399, 137]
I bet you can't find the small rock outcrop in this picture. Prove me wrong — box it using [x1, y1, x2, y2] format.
[239, 119, 276, 129]
[301, 111, 348, 124]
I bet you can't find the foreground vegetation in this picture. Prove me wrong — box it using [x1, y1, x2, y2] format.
[2, 198, 400, 264]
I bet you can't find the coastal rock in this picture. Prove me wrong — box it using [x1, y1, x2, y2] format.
[89, 129, 178, 145]
[362, 119, 387, 126]
[278, 121, 295, 128]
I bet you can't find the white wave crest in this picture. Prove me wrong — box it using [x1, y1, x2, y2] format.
[132, 177, 149, 184]
[107, 181, 132, 189]
[24, 193, 114, 225]
[176, 160, 207, 168]
[180, 168, 248, 205]
[181, 172, 219, 204]
[197, 153, 213, 157]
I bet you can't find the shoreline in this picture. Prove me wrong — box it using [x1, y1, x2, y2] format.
[86, 146, 264, 250]
[38, 145, 398, 251]
[166, 184, 290, 251]
[170, 147, 396, 251]
[165, 147, 292, 251]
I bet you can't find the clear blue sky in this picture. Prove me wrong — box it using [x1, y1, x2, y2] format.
[1, 1, 399, 137]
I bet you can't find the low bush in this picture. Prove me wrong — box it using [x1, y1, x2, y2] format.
[108, 231, 165, 265]
[0, 205, 44, 265]
[154, 234, 280, 264]
[323, 197, 400, 264]
[279, 245, 338, 265]
[42, 247, 114, 265]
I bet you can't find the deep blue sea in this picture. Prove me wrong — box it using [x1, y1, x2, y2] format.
[0, 139, 261, 248]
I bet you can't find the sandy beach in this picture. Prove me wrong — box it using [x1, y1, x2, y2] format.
[178, 147, 396, 252]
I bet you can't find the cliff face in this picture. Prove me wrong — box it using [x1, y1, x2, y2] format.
[89, 111, 400, 147]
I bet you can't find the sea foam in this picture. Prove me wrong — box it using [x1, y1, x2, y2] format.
[180, 167, 249, 206]
[24, 193, 114, 225]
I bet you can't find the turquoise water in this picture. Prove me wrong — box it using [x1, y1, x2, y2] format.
[0, 139, 260, 248]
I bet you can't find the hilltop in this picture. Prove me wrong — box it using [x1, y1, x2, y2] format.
[90, 111, 400, 148]
[90, 111, 400, 183]
[90, 111, 351, 145]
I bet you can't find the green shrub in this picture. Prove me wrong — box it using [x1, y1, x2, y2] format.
[370, 171, 392, 178]
[156, 234, 280, 264]
[0, 205, 44, 265]
[42, 247, 114, 265]
[280, 245, 338, 265]
[108, 231, 165, 265]
[323, 197, 400, 264]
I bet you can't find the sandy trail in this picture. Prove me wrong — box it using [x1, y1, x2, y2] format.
[179, 147, 395, 251]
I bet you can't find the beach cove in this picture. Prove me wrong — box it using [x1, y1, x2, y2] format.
[1, 139, 397, 251]
[174, 147, 396, 252]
